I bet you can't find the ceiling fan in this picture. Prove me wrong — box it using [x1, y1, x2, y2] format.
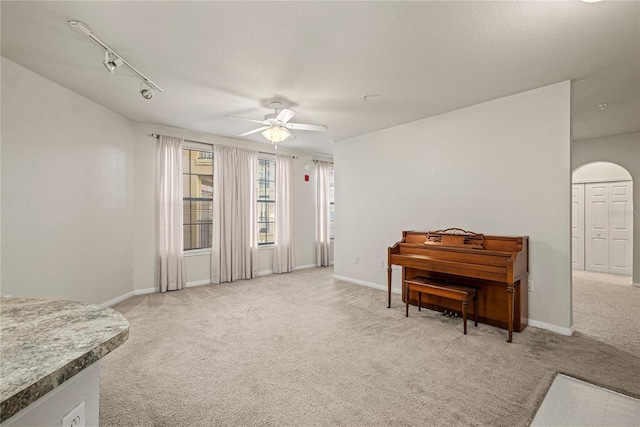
[228, 101, 328, 144]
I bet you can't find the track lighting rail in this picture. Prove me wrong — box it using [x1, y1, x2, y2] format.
[68, 20, 163, 93]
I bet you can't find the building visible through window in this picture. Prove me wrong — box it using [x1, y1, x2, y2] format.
[183, 149, 213, 250]
[257, 159, 276, 244]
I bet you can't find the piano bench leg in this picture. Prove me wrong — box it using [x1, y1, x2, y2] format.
[474, 294, 478, 327]
[462, 300, 468, 335]
[418, 292, 421, 311]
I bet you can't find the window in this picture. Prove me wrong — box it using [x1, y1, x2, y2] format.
[330, 168, 335, 239]
[183, 148, 213, 250]
[257, 159, 276, 245]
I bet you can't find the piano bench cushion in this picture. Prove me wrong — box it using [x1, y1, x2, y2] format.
[405, 277, 476, 302]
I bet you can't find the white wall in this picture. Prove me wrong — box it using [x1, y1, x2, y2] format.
[572, 132, 640, 285]
[131, 123, 329, 292]
[1, 58, 134, 304]
[334, 81, 572, 331]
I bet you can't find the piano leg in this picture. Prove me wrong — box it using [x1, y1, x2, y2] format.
[507, 283, 515, 343]
[387, 265, 393, 308]
[405, 286, 410, 317]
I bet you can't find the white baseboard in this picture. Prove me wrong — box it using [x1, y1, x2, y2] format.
[101, 291, 133, 307]
[332, 274, 401, 295]
[257, 265, 316, 277]
[333, 275, 575, 337]
[528, 319, 573, 336]
[101, 286, 157, 307]
[633, 282, 640, 288]
[186, 279, 211, 288]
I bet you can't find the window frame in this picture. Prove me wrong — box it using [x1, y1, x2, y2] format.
[257, 157, 276, 246]
[182, 145, 213, 251]
[330, 168, 335, 240]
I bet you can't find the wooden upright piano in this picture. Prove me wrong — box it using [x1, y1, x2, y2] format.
[388, 228, 528, 342]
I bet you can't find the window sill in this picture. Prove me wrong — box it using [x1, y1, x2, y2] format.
[184, 248, 211, 257]
[258, 244, 275, 251]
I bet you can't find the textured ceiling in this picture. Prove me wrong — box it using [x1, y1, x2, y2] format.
[2, 1, 638, 155]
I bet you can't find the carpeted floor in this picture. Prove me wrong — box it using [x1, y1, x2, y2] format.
[572, 269, 639, 356]
[100, 268, 640, 426]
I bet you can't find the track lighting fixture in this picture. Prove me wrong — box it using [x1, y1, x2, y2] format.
[140, 88, 153, 100]
[102, 51, 124, 74]
[68, 20, 162, 98]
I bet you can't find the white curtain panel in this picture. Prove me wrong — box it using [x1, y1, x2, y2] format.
[157, 136, 186, 292]
[273, 155, 296, 273]
[211, 145, 258, 283]
[316, 161, 332, 267]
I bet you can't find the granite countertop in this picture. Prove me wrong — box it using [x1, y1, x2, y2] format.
[0, 297, 129, 422]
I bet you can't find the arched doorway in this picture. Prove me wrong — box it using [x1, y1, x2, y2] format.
[572, 162, 633, 275]
[571, 161, 636, 354]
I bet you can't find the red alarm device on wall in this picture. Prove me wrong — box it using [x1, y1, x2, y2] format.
[304, 175, 309, 181]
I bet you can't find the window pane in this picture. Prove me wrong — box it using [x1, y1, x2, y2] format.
[183, 200, 191, 223]
[266, 161, 275, 181]
[258, 160, 267, 180]
[258, 202, 275, 222]
[265, 222, 275, 244]
[200, 176, 213, 199]
[183, 225, 191, 250]
[183, 149, 191, 173]
[258, 202, 268, 222]
[265, 181, 275, 201]
[258, 222, 275, 245]
[258, 180, 267, 199]
[191, 200, 213, 224]
[183, 174, 190, 199]
[191, 224, 212, 249]
[266, 202, 275, 221]
[192, 152, 212, 175]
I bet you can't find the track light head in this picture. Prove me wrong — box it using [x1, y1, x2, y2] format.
[140, 88, 153, 100]
[102, 51, 123, 74]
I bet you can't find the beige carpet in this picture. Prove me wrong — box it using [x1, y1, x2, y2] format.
[572, 269, 640, 356]
[100, 268, 640, 426]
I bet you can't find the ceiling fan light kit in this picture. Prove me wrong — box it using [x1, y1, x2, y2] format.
[228, 100, 328, 146]
[261, 126, 291, 143]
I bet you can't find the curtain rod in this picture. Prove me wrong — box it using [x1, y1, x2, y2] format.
[313, 159, 334, 164]
[149, 133, 296, 158]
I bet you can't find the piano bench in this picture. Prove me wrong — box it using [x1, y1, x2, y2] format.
[404, 277, 478, 335]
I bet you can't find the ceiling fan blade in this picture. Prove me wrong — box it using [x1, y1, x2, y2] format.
[285, 129, 297, 141]
[238, 126, 270, 137]
[284, 122, 328, 132]
[226, 115, 267, 125]
[275, 108, 296, 124]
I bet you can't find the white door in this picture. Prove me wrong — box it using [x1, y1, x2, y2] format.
[584, 181, 633, 275]
[609, 181, 633, 275]
[572, 184, 585, 270]
[585, 183, 610, 273]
